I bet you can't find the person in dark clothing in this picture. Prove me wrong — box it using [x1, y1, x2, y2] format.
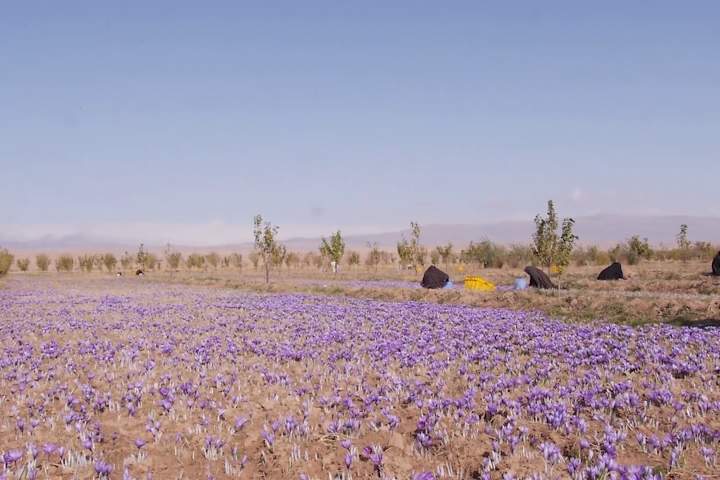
[712, 252, 720, 276]
[421, 265, 449, 289]
[523, 266, 557, 289]
[135, 269, 144, 276]
[598, 262, 625, 280]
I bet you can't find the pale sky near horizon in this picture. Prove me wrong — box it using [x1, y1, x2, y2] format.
[2, 1, 718, 243]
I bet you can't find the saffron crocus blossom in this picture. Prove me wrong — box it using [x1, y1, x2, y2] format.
[2, 279, 720, 477]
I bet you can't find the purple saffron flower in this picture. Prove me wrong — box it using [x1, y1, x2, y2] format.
[413, 473, 435, 480]
[234, 417, 248, 431]
[28, 444, 39, 460]
[94, 460, 113, 476]
[261, 430, 275, 447]
[3, 450, 22, 466]
[361, 446, 373, 459]
[42, 443, 57, 456]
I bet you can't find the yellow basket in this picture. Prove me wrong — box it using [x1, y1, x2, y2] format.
[464, 276, 496, 292]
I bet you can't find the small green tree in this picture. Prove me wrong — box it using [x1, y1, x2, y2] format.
[55, 255, 74, 272]
[249, 252, 260, 270]
[120, 251, 134, 270]
[347, 251, 360, 268]
[16, 258, 30, 272]
[285, 251, 300, 269]
[302, 251, 322, 269]
[627, 235, 653, 264]
[366, 242, 382, 272]
[556, 218, 578, 273]
[227, 253, 243, 269]
[320, 230, 345, 274]
[136, 244, 149, 270]
[205, 252, 220, 270]
[505, 244, 533, 268]
[78, 254, 95, 273]
[381, 250, 395, 265]
[186, 253, 206, 270]
[415, 246, 428, 269]
[461, 240, 506, 268]
[271, 244, 287, 269]
[436, 243, 453, 268]
[675, 224, 692, 261]
[253, 214, 282, 283]
[0, 249, 15, 276]
[677, 224, 690, 250]
[430, 250, 440, 265]
[102, 253, 117, 272]
[36, 254, 50, 272]
[164, 244, 183, 271]
[409, 222, 424, 273]
[532, 200, 578, 273]
[145, 253, 159, 271]
[396, 239, 412, 269]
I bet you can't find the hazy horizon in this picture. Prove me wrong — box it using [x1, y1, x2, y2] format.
[3, 213, 719, 251]
[3, 2, 719, 237]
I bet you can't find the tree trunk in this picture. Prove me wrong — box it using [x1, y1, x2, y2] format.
[265, 264, 269, 284]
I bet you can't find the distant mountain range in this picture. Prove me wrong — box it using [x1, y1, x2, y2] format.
[282, 214, 720, 251]
[2, 215, 719, 253]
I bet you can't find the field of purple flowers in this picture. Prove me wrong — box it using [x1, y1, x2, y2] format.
[1, 277, 719, 479]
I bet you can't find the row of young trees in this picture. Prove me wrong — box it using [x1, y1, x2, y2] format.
[5, 247, 245, 273]
[2, 203, 714, 278]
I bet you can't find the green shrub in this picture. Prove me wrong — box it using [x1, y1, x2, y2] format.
[205, 252, 220, 269]
[164, 247, 183, 270]
[144, 253, 159, 271]
[249, 252, 261, 270]
[78, 254, 95, 272]
[436, 243, 454, 267]
[270, 244, 287, 269]
[101, 253, 118, 272]
[284, 251, 300, 269]
[461, 240, 505, 268]
[0, 249, 14, 276]
[505, 244, 532, 268]
[120, 251, 134, 270]
[55, 255, 74, 272]
[430, 250, 440, 265]
[608, 236, 653, 265]
[364, 244, 380, 271]
[36, 254, 50, 272]
[595, 250, 611, 266]
[628, 235, 653, 261]
[347, 251, 360, 267]
[186, 253, 206, 270]
[227, 252, 242, 269]
[17, 258, 30, 272]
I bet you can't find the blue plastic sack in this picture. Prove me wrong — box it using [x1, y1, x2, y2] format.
[443, 280, 454, 289]
[514, 278, 528, 290]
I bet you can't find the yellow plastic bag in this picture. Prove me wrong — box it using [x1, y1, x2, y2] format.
[464, 276, 496, 292]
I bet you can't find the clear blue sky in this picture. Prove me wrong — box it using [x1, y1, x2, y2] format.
[2, 1, 718, 241]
